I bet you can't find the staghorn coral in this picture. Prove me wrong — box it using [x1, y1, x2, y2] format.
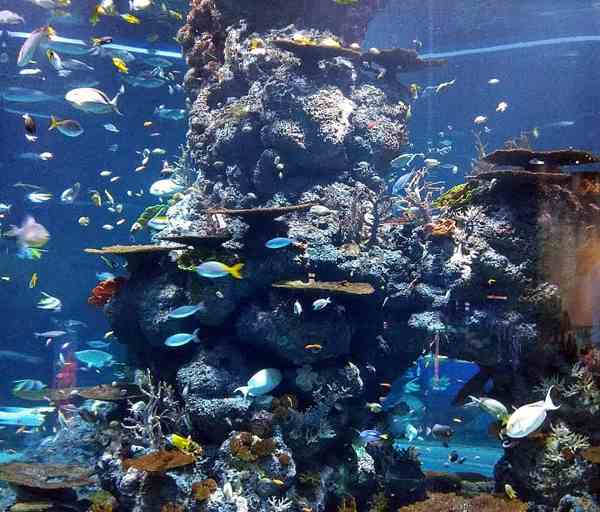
[121, 369, 188, 449]
[267, 496, 293, 511]
[565, 363, 600, 414]
[393, 166, 445, 225]
[533, 374, 567, 397]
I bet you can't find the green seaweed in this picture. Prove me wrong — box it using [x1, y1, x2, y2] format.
[433, 183, 474, 210]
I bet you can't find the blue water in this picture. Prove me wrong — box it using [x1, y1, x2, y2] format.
[0, 0, 597, 508]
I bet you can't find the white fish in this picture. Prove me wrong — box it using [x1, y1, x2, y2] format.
[424, 158, 440, 168]
[18, 68, 43, 76]
[100, 170, 112, 177]
[60, 183, 80, 203]
[39, 152, 53, 160]
[496, 101, 508, 113]
[37, 292, 62, 312]
[102, 224, 114, 231]
[234, 368, 282, 399]
[18, 26, 55, 67]
[149, 179, 185, 198]
[130, 0, 152, 10]
[151, 148, 166, 155]
[464, 396, 509, 421]
[27, 192, 52, 203]
[405, 423, 418, 442]
[293, 300, 302, 316]
[309, 205, 334, 217]
[0, 203, 12, 213]
[103, 123, 119, 133]
[488, 78, 500, 85]
[0, 10, 24, 25]
[65, 85, 124, 115]
[390, 153, 424, 169]
[474, 115, 487, 125]
[505, 386, 560, 439]
[0, 406, 55, 427]
[312, 297, 332, 311]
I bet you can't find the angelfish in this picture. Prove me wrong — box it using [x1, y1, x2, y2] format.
[505, 386, 559, 439]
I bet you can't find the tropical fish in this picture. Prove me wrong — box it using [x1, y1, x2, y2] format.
[10, 216, 50, 248]
[91, 36, 113, 46]
[26, 192, 52, 203]
[365, 402, 382, 413]
[34, 330, 66, 338]
[358, 429, 388, 445]
[1, 87, 57, 103]
[146, 216, 168, 230]
[488, 78, 500, 85]
[464, 395, 509, 423]
[154, 105, 186, 120]
[17, 247, 44, 260]
[78, 216, 90, 226]
[196, 261, 244, 279]
[167, 433, 202, 456]
[29, 272, 38, 288]
[0, 406, 54, 427]
[86, 340, 111, 349]
[505, 484, 518, 500]
[265, 237, 295, 249]
[304, 344, 322, 352]
[473, 115, 487, 125]
[293, 300, 302, 316]
[17, 26, 56, 67]
[234, 368, 282, 399]
[49, 116, 83, 137]
[65, 86, 124, 115]
[496, 101, 508, 113]
[23, 114, 37, 142]
[120, 13, 140, 23]
[0, 203, 11, 213]
[403, 377, 420, 394]
[74, 349, 113, 368]
[164, 329, 201, 347]
[149, 178, 185, 197]
[505, 386, 559, 439]
[12, 379, 46, 393]
[60, 183, 80, 203]
[37, 292, 62, 311]
[46, 49, 71, 77]
[312, 297, 331, 311]
[104, 123, 119, 132]
[309, 205, 334, 216]
[167, 303, 206, 319]
[112, 57, 128, 73]
[427, 424, 454, 447]
[405, 423, 418, 442]
[0, 10, 25, 24]
[390, 153, 424, 170]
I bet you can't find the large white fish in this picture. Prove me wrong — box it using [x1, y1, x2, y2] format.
[0, 10, 25, 25]
[65, 86, 124, 114]
[505, 386, 560, 438]
[0, 406, 55, 427]
[149, 178, 185, 198]
[234, 369, 282, 399]
[18, 26, 55, 67]
[1, 87, 57, 103]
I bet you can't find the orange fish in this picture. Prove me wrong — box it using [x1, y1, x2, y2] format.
[271, 479, 284, 486]
[379, 382, 392, 389]
[304, 344, 322, 352]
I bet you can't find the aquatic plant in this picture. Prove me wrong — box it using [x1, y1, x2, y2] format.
[121, 369, 188, 449]
[192, 478, 218, 501]
[432, 183, 474, 210]
[267, 496, 293, 512]
[89, 490, 117, 512]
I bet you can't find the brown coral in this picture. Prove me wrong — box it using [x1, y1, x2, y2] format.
[424, 218, 456, 237]
[192, 478, 218, 501]
[0, 462, 94, 489]
[122, 450, 196, 474]
[87, 277, 127, 307]
[160, 504, 184, 512]
[229, 432, 277, 462]
[338, 496, 357, 512]
[397, 493, 527, 512]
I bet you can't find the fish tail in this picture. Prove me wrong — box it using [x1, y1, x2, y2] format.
[111, 85, 125, 116]
[49, 116, 59, 131]
[192, 328, 201, 344]
[229, 263, 244, 279]
[234, 386, 249, 399]
[544, 386, 560, 411]
[463, 395, 480, 408]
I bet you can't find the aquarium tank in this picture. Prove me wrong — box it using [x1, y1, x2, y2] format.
[2, 0, 600, 510]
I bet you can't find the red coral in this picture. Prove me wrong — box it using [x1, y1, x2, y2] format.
[87, 277, 127, 307]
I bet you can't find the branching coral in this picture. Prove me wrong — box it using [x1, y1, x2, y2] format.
[533, 375, 567, 397]
[267, 496, 293, 512]
[229, 432, 277, 462]
[121, 369, 188, 449]
[565, 363, 600, 414]
[393, 166, 446, 225]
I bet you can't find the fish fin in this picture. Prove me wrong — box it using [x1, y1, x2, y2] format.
[234, 386, 249, 398]
[229, 263, 244, 279]
[49, 116, 59, 131]
[544, 386, 560, 411]
[111, 85, 125, 116]
[463, 395, 480, 408]
[57, 69, 71, 78]
[192, 328, 201, 343]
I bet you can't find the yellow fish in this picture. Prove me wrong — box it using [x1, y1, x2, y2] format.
[167, 433, 202, 456]
[120, 13, 140, 24]
[112, 57, 128, 73]
[505, 484, 518, 500]
[90, 191, 102, 207]
[168, 9, 182, 20]
[29, 273, 38, 288]
[143, 121, 153, 127]
[271, 479, 284, 487]
[78, 216, 90, 226]
[104, 330, 114, 339]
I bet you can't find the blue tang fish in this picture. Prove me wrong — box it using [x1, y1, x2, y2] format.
[167, 303, 206, 319]
[164, 328, 200, 347]
[12, 379, 46, 392]
[358, 429, 389, 445]
[75, 349, 113, 369]
[265, 237, 295, 249]
[87, 340, 111, 349]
